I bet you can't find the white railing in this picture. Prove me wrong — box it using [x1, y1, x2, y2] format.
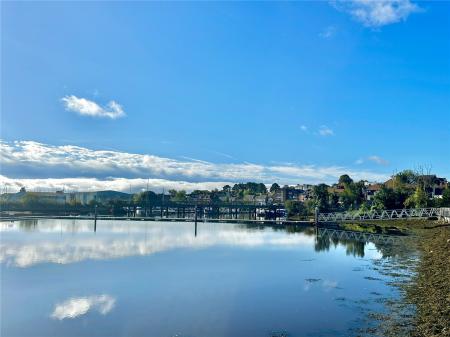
[318, 207, 444, 222]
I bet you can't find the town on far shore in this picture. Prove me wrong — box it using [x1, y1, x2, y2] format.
[1, 169, 449, 219]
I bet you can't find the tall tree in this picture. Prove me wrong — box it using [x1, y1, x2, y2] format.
[338, 174, 353, 186]
[270, 183, 281, 193]
[404, 187, 428, 208]
[313, 184, 329, 212]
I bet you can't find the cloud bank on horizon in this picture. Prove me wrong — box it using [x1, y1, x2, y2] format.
[0, 140, 390, 193]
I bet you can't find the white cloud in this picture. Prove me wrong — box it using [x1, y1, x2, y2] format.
[61, 95, 125, 119]
[0, 175, 228, 194]
[355, 155, 389, 166]
[319, 25, 337, 39]
[333, 0, 422, 28]
[300, 125, 308, 132]
[0, 140, 389, 191]
[318, 125, 334, 136]
[368, 155, 389, 166]
[51, 295, 115, 320]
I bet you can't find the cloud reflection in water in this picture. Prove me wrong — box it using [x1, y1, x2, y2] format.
[51, 294, 115, 320]
[0, 221, 315, 267]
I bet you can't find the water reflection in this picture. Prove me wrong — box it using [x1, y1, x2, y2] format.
[1, 219, 414, 337]
[315, 227, 407, 258]
[315, 234, 366, 258]
[0, 220, 409, 267]
[1, 221, 316, 268]
[51, 295, 115, 320]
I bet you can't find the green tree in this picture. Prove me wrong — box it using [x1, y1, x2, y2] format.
[171, 190, 187, 203]
[133, 191, 158, 205]
[372, 187, 406, 210]
[392, 170, 418, 192]
[404, 187, 428, 208]
[270, 183, 281, 193]
[257, 183, 268, 194]
[284, 200, 307, 218]
[338, 174, 353, 186]
[359, 201, 370, 212]
[440, 188, 450, 207]
[304, 199, 316, 216]
[313, 184, 329, 212]
[329, 193, 340, 211]
[340, 180, 365, 210]
[222, 185, 231, 193]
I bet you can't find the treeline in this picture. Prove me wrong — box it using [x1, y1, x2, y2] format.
[2, 170, 449, 218]
[302, 171, 450, 215]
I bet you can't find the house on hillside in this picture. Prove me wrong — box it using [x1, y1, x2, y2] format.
[420, 176, 448, 199]
[365, 184, 383, 201]
[384, 174, 448, 199]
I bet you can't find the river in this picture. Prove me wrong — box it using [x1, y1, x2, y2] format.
[0, 219, 417, 337]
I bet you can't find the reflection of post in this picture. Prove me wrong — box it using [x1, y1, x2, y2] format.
[195, 221, 197, 237]
[194, 204, 198, 224]
[94, 205, 98, 232]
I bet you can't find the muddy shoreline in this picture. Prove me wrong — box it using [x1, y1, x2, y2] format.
[406, 224, 450, 337]
[364, 220, 450, 337]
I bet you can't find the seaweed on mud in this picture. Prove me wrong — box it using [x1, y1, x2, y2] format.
[358, 220, 449, 337]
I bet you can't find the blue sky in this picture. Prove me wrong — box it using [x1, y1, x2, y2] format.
[1, 1, 449, 192]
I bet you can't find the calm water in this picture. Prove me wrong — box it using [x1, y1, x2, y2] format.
[1, 219, 409, 337]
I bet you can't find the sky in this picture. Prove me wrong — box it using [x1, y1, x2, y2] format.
[1, 0, 449, 193]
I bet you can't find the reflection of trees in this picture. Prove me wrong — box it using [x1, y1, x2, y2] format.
[342, 239, 365, 257]
[315, 228, 416, 259]
[241, 224, 316, 237]
[374, 236, 418, 259]
[315, 235, 331, 252]
[315, 234, 365, 257]
[18, 220, 38, 231]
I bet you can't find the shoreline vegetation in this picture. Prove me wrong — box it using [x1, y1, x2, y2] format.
[407, 224, 450, 337]
[366, 219, 450, 337]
